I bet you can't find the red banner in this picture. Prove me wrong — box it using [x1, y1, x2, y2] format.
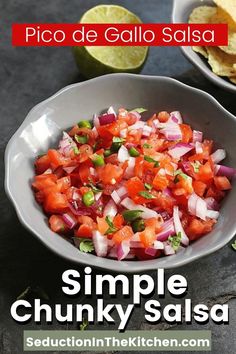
[12, 23, 228, 47]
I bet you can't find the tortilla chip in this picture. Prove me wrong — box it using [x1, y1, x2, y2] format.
[189, 6, 217, 59]
[210, 7, 236, 30]
[189, 6, 217, 24]
[229, 77, 236, 85]
[192, 46, 208, 58]
[206, 47, 236, 77]
[213, 0, 236, 25]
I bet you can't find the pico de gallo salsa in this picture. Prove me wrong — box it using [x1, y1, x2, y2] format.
[32, 107, 235, 261]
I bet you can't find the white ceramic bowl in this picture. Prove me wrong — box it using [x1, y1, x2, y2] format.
[5, 74, 236, 272]
[172, 0, 236, 93]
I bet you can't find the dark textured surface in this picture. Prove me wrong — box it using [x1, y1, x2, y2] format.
[1, 0, 236, 353]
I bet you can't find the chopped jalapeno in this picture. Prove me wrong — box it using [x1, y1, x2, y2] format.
[104, 149, 112, 157]
[131, 218, 145, 232]
[122, 210, 143, 222]
[92, 154, 105, 167]
[75, 134, 88, 144]
[78, 120, 92, 129]
[82, 191, 94, 207]
[129, 147, 140, 157]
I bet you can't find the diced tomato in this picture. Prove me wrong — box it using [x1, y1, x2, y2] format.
[47, 149, 68, 168]
[57, 176, 71, 192]
[32, 174, 57, 191]
[97, 163, 123, 185]
[126, 177, 148, 204]
[179, 124, 193, 143]
[139, 227, 156, 247]
[75, 224, 93, 238]
[152, 191, 176, 214]
[113, 226, 133, 244]
[49, 215, 68, 233]
[77, 144, 93, 163]
[35, 155, 51, 174]
[153, 174, 169, 191]
[113, 214, 124, 229]
[186, 218, 216, 241]
[206, 186, 225, 201]
[158, 111, 170, 123]
[202, 140, 213, 157]
[79, 160, 93, 184]
[126, 130, 142, 145]
[193, 180, 207, 197]
[134, 248, 162, 260]
[97, 217, 108, 234]
[214, 176, 231, 191]
[197, 161, 214, 183]
[44, 192, 68, 213]
[145, 218, 162, 233]
[174, 175, 193, 195]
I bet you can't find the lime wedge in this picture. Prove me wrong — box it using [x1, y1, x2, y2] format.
[73, 5, 149, 78]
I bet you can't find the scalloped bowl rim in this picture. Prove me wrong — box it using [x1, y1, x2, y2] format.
[4, 73, 236, 272]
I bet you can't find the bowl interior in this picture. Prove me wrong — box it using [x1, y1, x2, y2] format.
[172, 0, 236, 93]
[5, 74, 236, 272]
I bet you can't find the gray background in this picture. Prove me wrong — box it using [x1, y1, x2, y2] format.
[1, 0, 236, 353]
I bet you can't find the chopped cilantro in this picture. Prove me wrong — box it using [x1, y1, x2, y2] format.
[73, 146, 80, 155]
[168, 232, 182, 251]
[191, 161, 201, 173]
[231, 240, 236, 251]
[131, 108, 147, 114]
[79, 239, 94, 253]
[144, 183, 152, 190]
[144, 155, 159, 167]
[143, 143, 152, 149]
[174, 169, 188, 183]
[139, 191, 156, 199]
[87, 182, 102, 193]
[80, 318, 88, 331]
[104, 216, 117, 235]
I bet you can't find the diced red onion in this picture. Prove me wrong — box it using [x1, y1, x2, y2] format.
[95, 192, 102, 201]
[107, 106, 116, 116]
[153, 240, 164, 250]
[124, 157, 135, 179]
[117, 145, 129, 163]
[92, 126, 98, 138]
[62, 213, 77, 229]
[69, 202, 91, 216]
[205, 197, 219, 211]
[195, 141, 203, 154]
[120, 129, 127, 138]
[93, 114, 100, 128]
[130, 233, 140, 242]
[130, 241, 144, 248]
[43, 168, 53, 174]
[116, 186, 128, 199]
[164, 242, 175, 255]
[161, 125, 182, 141]
[121, 197, 159, 219]
[173, 206, 189, 246]
[129, 111, 141, 120]
[108, 246, 135, 259]
[111, 190, 121, 204]
[98, 113, 116, 126]
[188, 193, 207, 220]
[168, 143, 194, 159]
[58, 132, 76, 157]
[215, 165, 236, 179]
[145, 248, 157, 257]
[170, 111, 183, 124]
[117, 241, 130, 261]
[156, 219, 175, 242]
[192, 130, 203, 143]
[103, 199, 117, 218]
[89, 167, 97, 176]
[63, 166, 77, 174]
[92, 230, 108, 257]
[211, 149, 226, 164]
[206, 210, 220, 219]
[142, 125, 152, 137]
[129, 121, 145, 130]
